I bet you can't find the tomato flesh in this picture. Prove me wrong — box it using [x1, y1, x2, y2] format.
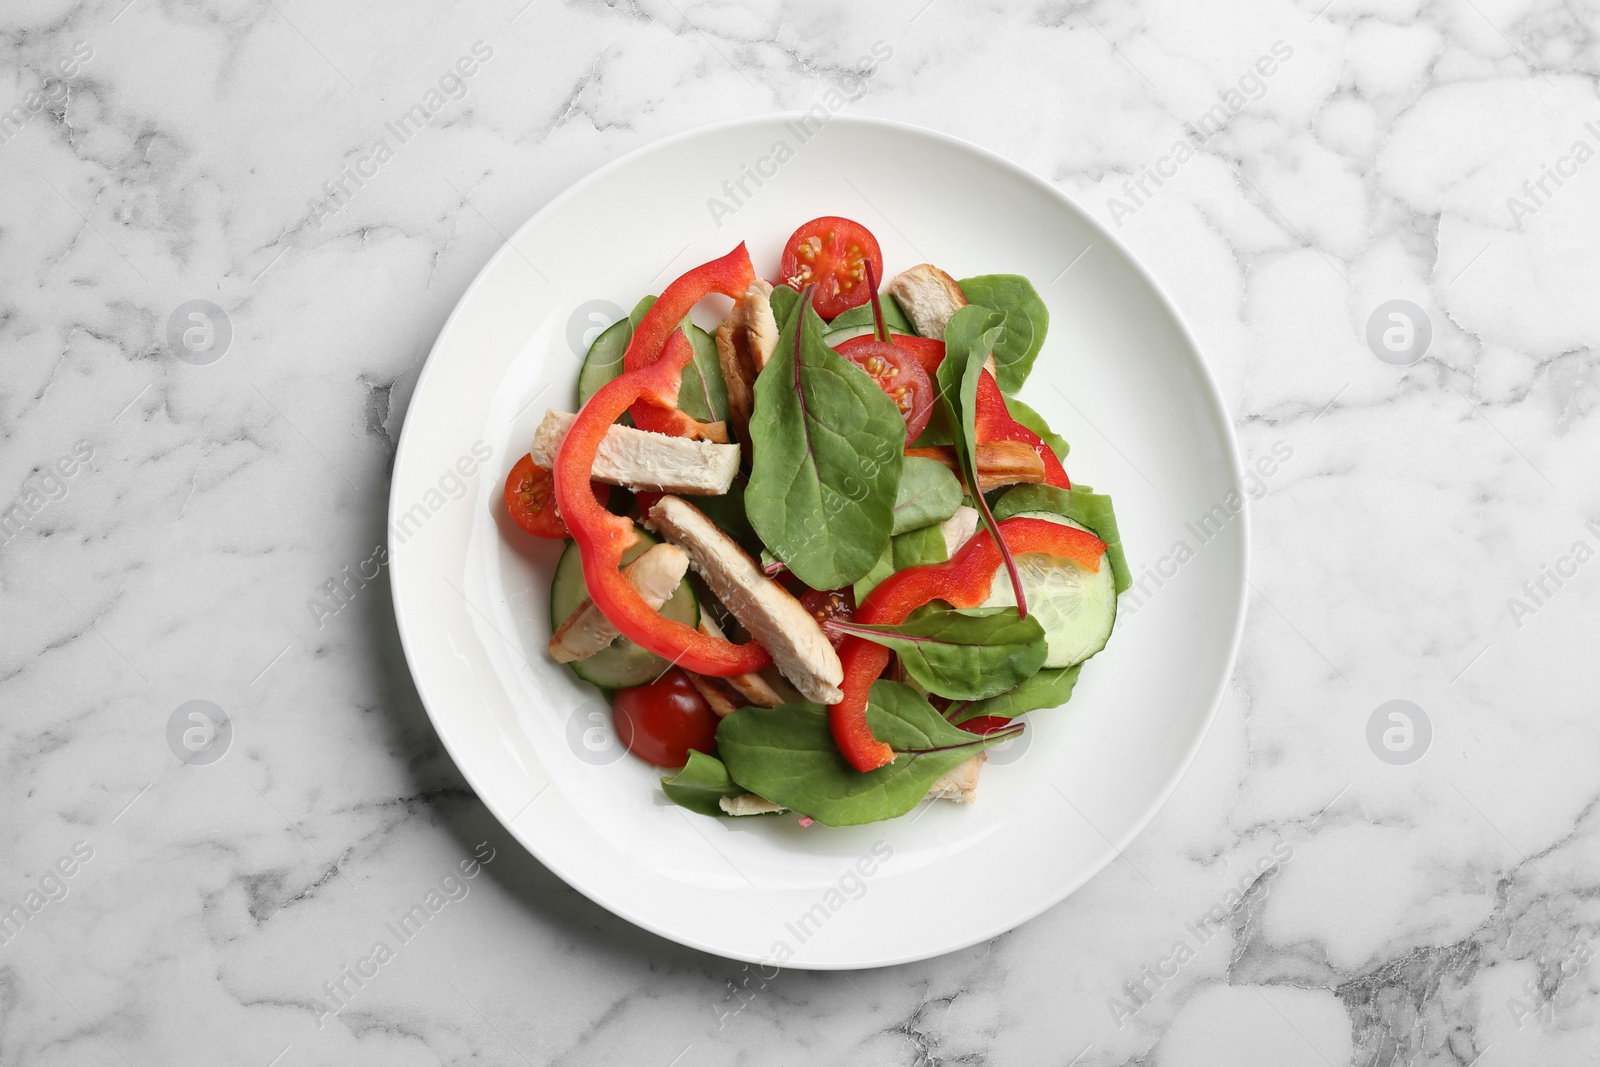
[779, 216, 884, 319]
[612, 668, 719, 768]
[801, 586, 855, 649]
[504, 454, 567, 538]
[835, 336, 934, 441]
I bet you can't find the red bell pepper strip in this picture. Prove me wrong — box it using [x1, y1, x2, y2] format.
[828, 516, 1105, 771]
[555, 329, 773, 677]
[623, 244, 757, 437]
[974, 370, 1070, 489]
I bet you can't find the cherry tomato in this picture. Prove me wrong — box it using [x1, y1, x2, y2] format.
[801, 586, 855, 649]
[886, 334, 945, 379]
[779, 216, 884, 319]
[504, 453, 567, 538]
[612, 668, 719, 768]
[835, 336, 935, 441]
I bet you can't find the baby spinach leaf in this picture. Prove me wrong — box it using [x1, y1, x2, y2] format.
[937, 305, 1025, 611]
[746, 294, 905, 590]
[768, 284, 801, 334]
[577, 295, 656, 407]
[949, 665, 1081, 723]
[1004, 396, 1069, 463]
[892, 524, 948, 571]
[853, 541, 894, 602]
[660, 750, 747, 817]
[715, 681, 1016, 826]
[680, 323, 728, 423]
[994, 483, 1129, 595]
[822, 292, 913, 344]
[958, 275, 1049, 392]
[892, 456, 963, 535]
[830, 607, 1047, 700]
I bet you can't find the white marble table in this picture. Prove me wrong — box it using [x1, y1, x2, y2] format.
[4, 0, 1598, 1063]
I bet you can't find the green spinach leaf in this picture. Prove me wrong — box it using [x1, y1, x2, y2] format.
[1004, 396, 1069, 464]
[746, 295, 905, 589]
[892, 456, 963, 535]
[853, 541, 895, 602]
[958, 275, 1049, 392]
[660, 750, 746, 817]
[950, 665, 1081, 723]
[936, 305, 1024, 607]
[716, 681, 1015, 826]
[892, 524, 947, 571]
[768, 284, 801, 334]
[680, 323, 728, 423]
[822, 292, 913, 344]
[830, 607, 1046, 700]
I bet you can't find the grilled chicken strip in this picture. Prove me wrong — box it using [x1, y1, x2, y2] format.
[715, 279, 778, 452]
[531, 409, 740, 496]
[548, 543, 689, 662]
[889, 264, 968, 339]
[646, 495, 843, 704]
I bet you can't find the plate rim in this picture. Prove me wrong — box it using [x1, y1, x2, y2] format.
[389, 112, 1250, 968]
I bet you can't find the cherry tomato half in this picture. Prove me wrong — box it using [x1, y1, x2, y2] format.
[612, 668, 720, 768]
[779, 216, 884, 320]
[801, 586, 855, 649]
[835, 336, 935, 441]
[504, 453, 567, 538]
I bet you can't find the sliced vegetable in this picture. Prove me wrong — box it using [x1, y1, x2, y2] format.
[505, 454, 567, 539]
[554, 326, 772, 677]
[979, 512, 1117, 668]
[624, 245, 757, 437]
[800, 586, 855, 650]
[828, 606, 1046, 701]
[745, 288, 905, 590]
[549, 532, 699, 688]
[717, 681, 1016, 826]
[578, 296, 656, 408]
[829, 516, 1104, 770]
[613, 668, 719, 768]
[778, 216, 883, 319]
[661, 750, 746, 816]
[994, 483, 1129, 594]
[959, 275, 1049, 393]
[836, 337, 934, 441]
[974, 372, 1069, 489]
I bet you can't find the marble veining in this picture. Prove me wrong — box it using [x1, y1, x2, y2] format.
[2, 0, 1599, 1063]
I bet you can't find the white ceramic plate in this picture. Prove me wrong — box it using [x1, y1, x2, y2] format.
[390, 115, 1246, 969]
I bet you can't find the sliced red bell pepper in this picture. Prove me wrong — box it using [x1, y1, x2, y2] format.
[624, 244, 757, 437]
[828, 516, 1105, 771]
[555, 329, 773, 677]
[974, 370, 1069, 489]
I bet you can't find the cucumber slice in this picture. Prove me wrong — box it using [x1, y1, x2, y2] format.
[549, 528, 699, 689]
[980, 512, 1116, 668]
[577, 296, 656, 408]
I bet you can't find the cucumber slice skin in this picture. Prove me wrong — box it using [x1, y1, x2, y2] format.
[982, 512, 1117, 668]
[549, 530, 699, 690]
[576, 296, 656, 409]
